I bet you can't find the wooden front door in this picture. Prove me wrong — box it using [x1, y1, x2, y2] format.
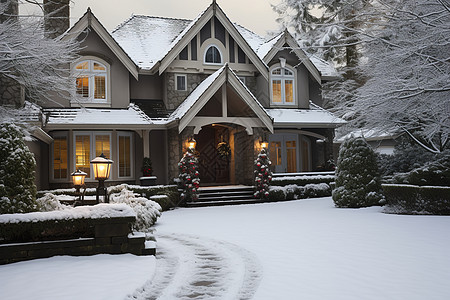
[196, 126, 230, 185]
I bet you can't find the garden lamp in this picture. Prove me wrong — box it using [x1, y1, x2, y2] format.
[71, 170, 87, 204]
[90, 153, 113, 203]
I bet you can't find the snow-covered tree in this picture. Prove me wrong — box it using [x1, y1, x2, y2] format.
[333, 136, 384, 208]
[254, 148, 272, 200]
[0, 122, 37, 214]
[0, 0, 80, 112]
[178, 148, 200, 202]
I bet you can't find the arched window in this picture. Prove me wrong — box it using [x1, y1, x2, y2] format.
[270, 66, 295, 105]
[74, 59, 108, 102]
[204, 45, 222, 64]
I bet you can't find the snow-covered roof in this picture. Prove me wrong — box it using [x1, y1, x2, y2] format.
[266, 103, 346, 128]
[168, 65, 226, 122]
[335, 128, 401, 143]
[44, 104, 153, 127]
[112, 15, 191, 70]
[309, 56, 339, 79]
[110, 10, 336, 78]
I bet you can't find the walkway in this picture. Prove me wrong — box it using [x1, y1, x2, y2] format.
[127, 233, 262, 300]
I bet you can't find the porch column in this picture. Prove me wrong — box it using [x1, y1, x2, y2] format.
[142, 130, 150, 158]
[325, 128, 335, 165]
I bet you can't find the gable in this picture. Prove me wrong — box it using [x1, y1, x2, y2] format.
[157, 2, 269, 80]
[67, 9, 139, 80]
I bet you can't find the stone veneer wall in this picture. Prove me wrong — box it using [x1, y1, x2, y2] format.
[167, 127, 195, 183]
[166, 73, 209, 111]
[244, 76, 258, 97]
[233, 128, 265, 185]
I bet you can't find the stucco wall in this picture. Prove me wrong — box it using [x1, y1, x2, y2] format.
[130, 74, 163, 100]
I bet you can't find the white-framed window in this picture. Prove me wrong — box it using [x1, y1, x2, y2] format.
[117, 132, 133, 179]
[270, 65, 296, 105]
[175, 74, 187, 91]
[73, 57, 109, 103]
[51, 132, 68, 180]
[204, 45, 222, 64]
[73, 131, 111, 180]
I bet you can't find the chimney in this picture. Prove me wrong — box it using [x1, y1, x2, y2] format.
[0, 0, 23, 108]
[44, 0, 69, 38]
[0, 0, 18, 23]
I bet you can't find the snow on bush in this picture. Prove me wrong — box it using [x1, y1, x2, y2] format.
[36, 193, 73, 211]
[333, 136, 385, 208]
[110, 186, 162, 232]
[269, 183, 332, 201]
[0, 123, 37, 214]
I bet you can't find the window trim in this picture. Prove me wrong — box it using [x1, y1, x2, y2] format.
[72, 56, 111, 106]
[72, 131, 112, 181]
[203, 44, 223, 65]
[51, 132, 69, 181]
[269, 63, 297, 106]
[117, 131, 134, 179]
[175, 74, 187, 91]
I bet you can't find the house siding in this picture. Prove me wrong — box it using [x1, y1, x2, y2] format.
[130, 74, 163, 100]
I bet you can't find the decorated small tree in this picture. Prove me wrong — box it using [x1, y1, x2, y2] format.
[254, 148, 272, 200]
[333, 136, 385, 208]
[141, 157, 153, 177]
[178, 148, 200, 202]
[0, 123, 37, 214]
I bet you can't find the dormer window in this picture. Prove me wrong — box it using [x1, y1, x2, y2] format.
[204, 45, 222, 64]
[73, 58, 109, 103]
[270, 65, 296, 105]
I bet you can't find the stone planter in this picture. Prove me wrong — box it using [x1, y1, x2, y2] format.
[140, 176, 157, 186]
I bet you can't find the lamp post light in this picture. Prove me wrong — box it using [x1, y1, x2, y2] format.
[260, 140, 269, 150]
[188, 137, 197, 149]
[90, 153, 113, 204]
[71, 170, 87, 205]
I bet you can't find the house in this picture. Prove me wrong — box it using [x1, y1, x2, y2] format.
[21, 0, 345, 190]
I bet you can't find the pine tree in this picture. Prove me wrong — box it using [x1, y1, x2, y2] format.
[178, 148, 200, 202]
[332, 136, 384, 208]
[254, 148, 272, 200]
[0, 122, 37, 214]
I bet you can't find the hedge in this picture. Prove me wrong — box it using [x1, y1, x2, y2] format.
[269, 183, 332, 201]
[271, 175, 334, 187]
[382, 184, 450, 215]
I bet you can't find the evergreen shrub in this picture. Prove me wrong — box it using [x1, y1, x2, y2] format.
[332, 136, 385, 208]
[0, 123, 37, 214]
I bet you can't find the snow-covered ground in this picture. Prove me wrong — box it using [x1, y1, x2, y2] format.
[1, 197, 450, 299]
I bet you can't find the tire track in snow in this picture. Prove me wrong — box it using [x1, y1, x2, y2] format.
[127, 233, 262, 300]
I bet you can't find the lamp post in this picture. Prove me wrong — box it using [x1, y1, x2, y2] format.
[71, 170, 87, 205]
[90, 153, 113, 204]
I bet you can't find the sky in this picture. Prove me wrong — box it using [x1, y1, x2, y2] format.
[66, 0, 282, 36]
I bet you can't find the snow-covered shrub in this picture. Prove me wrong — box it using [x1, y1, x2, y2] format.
[333, 136, 385, 208]
[36, 193, 72, 211]
[178, 148, 200, 202]
[110, 186, 162, 231]
[378, 137, 436, 177]
[254, 148, 272, 200]
[391, 154, 450, 187]
[271, 174, 335, 186]
[0, 123, 37, 214]
[269, 183, 332, 201]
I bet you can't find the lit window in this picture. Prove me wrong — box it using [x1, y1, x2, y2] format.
[53, 135, 68, 179]
[74, 132, 111, 180]
[74, 59, 108, 102]
[270, 66, 295, 105]
[175, 74, 187, 91]
[118, 132, 133, 178]
[204, 45, 222, 64]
